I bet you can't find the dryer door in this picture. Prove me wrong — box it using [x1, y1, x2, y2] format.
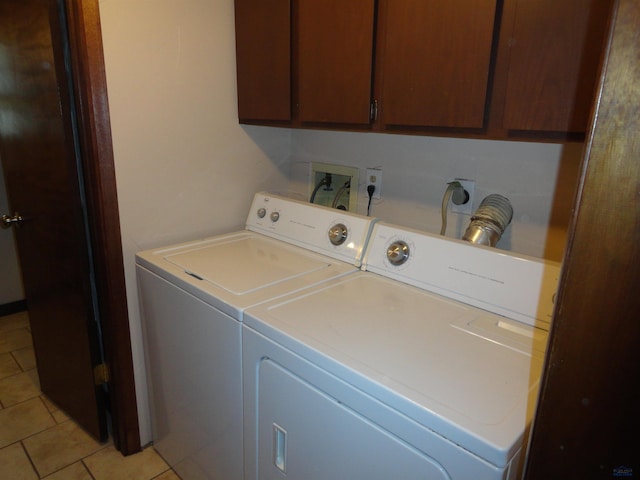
[256, 359, 449, 480]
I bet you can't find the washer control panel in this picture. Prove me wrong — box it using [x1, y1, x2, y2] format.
[247, 192, 376, 266]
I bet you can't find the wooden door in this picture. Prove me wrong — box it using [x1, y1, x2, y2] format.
[501, 0, 612, 133]
[377, 0, 497, 130]
[235, 0, 291, 123]
[0, 0, 107, 441]
[296, 0, 376, 125]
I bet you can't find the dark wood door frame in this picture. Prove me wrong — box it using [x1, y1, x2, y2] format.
[51, 0, 140, 454]
[524, 0, 639, 477]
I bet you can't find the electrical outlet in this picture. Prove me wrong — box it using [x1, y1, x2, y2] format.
[366, 168, 382, 199]
[451, 178, 475, 214]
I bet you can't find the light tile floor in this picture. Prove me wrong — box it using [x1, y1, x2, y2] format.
[0, 311, 181, 480]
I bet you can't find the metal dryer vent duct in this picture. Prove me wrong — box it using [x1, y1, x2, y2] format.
[462, 194, 513, 247]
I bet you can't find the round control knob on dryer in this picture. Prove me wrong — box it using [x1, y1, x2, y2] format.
[387, 241, 410, 265]
[270, 211, 280, 222]
[257, 207, 267, 218]
[328, 223, 348, 245]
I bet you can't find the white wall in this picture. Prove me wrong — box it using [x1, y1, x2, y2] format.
[289, 130, 582, 262]
[99, 0, 291, 444]
[0, 161, 24, 305]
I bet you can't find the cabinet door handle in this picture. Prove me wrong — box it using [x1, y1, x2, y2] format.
[273, 423, 287, 473]
[370, 99, 378, 121]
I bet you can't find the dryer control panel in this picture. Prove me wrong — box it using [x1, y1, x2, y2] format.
[363, 222, 560, 329]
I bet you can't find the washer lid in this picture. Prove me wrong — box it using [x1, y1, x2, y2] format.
[165, 236, 329, 295]
[136, 232, 359, 320]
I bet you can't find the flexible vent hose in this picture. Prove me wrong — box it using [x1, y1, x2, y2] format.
[462, 194, 513, 247]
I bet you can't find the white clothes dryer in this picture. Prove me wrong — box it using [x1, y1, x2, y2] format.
[136, 192, 375, 480]
[242, 222, 561, 480]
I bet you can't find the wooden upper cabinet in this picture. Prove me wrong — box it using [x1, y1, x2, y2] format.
[501, 0, 612, 134]
[377, 0, 498, 130]
[233, 0, 611, 139]
[296, 0, 376, 125]
[234, 0, 291, 122]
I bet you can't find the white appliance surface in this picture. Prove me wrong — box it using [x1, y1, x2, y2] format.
[243, 221, 561, 478]
[137, 192, 375, 320]
[138, 267, 242, 479]
[136, 192, 375, 480]
[363, 223, 560, 329]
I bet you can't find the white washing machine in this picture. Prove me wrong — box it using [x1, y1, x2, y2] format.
[135, 192, 375, 480]
[242, 222, 561, 480]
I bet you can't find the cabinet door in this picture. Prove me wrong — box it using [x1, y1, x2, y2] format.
[378, 0, 497, 129]
[502, 0, 611, 133]
[296, 0, 376, 125]
[235, 0, 291, 122]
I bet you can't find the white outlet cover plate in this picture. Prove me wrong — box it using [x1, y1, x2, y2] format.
[366, 168, 382, 199]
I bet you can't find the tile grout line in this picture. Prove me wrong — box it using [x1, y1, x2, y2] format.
[149, 466, 174, 480]
[10, 345, 36, 372]
[0, 366, 37, 382]
[80, 457, 99, 480]
[18, 439, 41, 479]
[9, 396, 58, 443]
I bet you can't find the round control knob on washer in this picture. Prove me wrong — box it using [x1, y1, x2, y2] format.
[328, 223, 348, 245]
[270, 211, 280, 222]
[257, 207, 267, 218]
[387, 241, 410, 265]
